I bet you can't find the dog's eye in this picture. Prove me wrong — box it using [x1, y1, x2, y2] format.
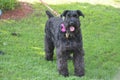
[67, 14, 71, 17]
[73, 14, 77, 17]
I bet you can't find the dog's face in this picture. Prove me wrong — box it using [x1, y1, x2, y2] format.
[60, 10, 84, 38]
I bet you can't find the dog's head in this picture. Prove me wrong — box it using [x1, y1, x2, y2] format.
[60, 10, 84, 38]
[61, 10, 84, 26]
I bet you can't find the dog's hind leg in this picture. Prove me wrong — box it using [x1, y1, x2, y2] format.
[45, 35, 54, 61]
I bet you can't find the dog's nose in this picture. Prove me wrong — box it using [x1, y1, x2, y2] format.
[69, 21, 74, 25]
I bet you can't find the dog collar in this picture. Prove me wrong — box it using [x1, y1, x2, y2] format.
[60, 23, 75, 32]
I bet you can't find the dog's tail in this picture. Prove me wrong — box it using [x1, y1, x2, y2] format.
[46, 10, 54, 19]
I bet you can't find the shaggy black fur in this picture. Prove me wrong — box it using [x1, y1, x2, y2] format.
[44, 10, 85, 77]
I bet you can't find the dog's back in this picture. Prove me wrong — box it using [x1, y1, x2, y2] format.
[45, 10, 63, 34]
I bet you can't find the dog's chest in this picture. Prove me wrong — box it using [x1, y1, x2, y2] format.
[61, 39, 80, 51]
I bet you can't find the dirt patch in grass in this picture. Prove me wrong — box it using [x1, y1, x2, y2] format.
[1, 2, 33, 20]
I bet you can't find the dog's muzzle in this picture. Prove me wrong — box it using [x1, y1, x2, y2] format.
[61, 24, 75, 38]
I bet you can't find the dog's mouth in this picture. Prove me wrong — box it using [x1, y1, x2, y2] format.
[69, 26, 75, 32]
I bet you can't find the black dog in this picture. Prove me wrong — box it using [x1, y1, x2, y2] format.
[45, 10, 85, 77]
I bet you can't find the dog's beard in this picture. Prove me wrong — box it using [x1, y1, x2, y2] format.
[60, 23, 80, 39]
[65, 26, 75, 38]
[65, 29, 79, 39]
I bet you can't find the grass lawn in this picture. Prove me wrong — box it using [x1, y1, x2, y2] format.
[0, 2, 120, 80]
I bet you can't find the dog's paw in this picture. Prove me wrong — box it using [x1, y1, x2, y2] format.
[75, 72, 85, 77]
[59, 72, 69, 77]
[45, 57, 53, 61]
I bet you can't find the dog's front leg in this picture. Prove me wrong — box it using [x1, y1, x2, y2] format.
[56, 49, 69, 77]
[73, 49, 85, 77]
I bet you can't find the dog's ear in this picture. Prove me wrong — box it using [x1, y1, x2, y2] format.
[60, 10, 69, 17]
[77, 10, 85, 18]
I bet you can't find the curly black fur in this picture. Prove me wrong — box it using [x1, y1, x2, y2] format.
[44, 10, 85, 77]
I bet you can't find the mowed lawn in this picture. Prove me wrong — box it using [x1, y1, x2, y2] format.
[0, 2, 120, 80]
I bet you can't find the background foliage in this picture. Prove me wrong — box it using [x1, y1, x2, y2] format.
[0, 0, 18, 11]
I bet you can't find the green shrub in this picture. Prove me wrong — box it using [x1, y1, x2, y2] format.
[0, 0, 18, 11]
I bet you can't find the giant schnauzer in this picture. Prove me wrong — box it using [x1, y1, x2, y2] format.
[45, 10, 85, 77]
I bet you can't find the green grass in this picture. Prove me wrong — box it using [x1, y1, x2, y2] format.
[0, 2, 120, 80]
